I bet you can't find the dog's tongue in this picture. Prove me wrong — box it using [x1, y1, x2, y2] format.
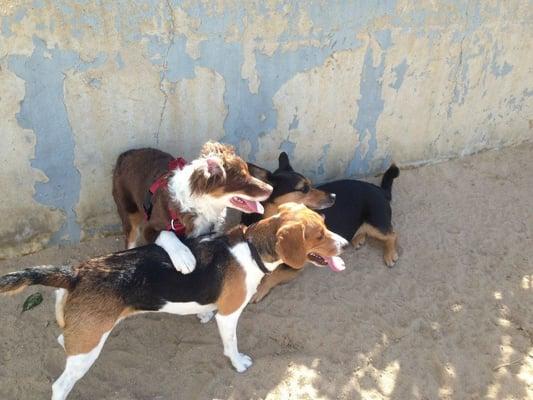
[325, 256, 345, 272]
[244, 199, 264, 214]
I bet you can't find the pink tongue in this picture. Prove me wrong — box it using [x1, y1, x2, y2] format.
[325, 256, 345, 272]
[243, 199, 264, 214]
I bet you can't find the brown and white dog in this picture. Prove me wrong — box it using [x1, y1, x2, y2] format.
[0, 203, 348, 400]
[112, 141, 272, 274]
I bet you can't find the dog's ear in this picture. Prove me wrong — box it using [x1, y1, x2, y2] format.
[278, 152, 293, 172]
[247, 162, 272, 183]
[275, 222, 307, 268]
[205, 157, 226, 180]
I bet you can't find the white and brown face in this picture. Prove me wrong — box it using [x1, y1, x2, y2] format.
[189, 141, 273, 214]
[273, 203, 348, 271]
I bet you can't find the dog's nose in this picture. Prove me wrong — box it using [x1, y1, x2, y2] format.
[342, 241, 351, 250]
[329, 193, 336, 199]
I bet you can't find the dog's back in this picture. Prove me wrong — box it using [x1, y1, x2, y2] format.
[317, 179, 392, 240]
[113, 148, 174, 211]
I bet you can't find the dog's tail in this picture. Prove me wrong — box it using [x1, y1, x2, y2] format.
[0, 265, 75, 295]
[380, 164, 400, 201]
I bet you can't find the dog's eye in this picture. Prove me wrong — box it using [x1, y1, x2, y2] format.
[301, 185, 310, 194]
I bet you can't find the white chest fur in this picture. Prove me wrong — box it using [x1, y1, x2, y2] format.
[229, 243, 267, 301]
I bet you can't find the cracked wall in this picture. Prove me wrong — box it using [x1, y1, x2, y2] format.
[1, 0, 532, 257]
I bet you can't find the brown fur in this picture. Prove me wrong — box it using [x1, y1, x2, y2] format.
[352, 223, 398, 267]
[269, 188, 333, 215]
[112, 141, 271, 249]
[217, 262, 247, 316]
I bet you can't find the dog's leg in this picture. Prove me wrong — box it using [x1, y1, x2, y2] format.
[215, 308, 252, 372]
[126, 212, 143, 249]
[155, 231, 197, 274]
[351, 230, 367, 249]
[197, 311, 215, 324]
[55, 289, 68, 328]
[251, 265, 301, 303]
[361, 223, 399, 267]
[52, 330, 111, 400]
[383, 231, 399, 267]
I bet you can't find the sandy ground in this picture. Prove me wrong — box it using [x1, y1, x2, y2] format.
[0, 143, 532, 400]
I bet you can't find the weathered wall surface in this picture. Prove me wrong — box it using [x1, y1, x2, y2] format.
[0, 1, 532, 257]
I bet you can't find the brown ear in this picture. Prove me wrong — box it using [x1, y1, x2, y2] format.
[275, 222, 307, 268]
[247, 162, 272, 183]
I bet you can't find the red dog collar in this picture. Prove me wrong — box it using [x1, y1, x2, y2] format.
[144, 157, 187, 237]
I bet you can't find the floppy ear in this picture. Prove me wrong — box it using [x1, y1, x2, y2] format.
[278, 152, 293, 171]
[247, 162, 272, 183]
[205, 157, 226, 180]
[275, 222, 307, 268]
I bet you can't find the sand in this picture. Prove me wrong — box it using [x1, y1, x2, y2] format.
[0, 143, 531, 400]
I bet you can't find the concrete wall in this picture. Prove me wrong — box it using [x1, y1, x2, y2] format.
[1, 1, 532, 258]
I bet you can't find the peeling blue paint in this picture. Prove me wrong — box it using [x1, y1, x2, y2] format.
[390, 59, 408, 91]
[316, 144, 330, 177]
[279, 139, 296, 158]
[346, 42, 386, 177]
[288, 113, 299, 130]
[8, 37, 105, 245]
[115, 52, 125, 69]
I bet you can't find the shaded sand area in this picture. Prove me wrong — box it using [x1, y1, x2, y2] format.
[0, 143, 531, 399]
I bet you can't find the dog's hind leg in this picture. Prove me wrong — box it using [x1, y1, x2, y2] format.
[359, 223, 399, 267]
[55, 289, 68, 328]
[52, 329, 112, 400]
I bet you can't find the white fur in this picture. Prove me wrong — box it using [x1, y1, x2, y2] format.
[52, 330, 111, 400]
[331, 231, 349, 252]
[49, 240, 278, 398]
[167, 159, 228, 237]
[159, 301, 217, 315]
[155, 231, 197, 274]
[55, 288, 67, 326]
[197, 310, 215, 323]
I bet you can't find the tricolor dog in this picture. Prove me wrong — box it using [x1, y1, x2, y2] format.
[112, 141, 272, 273]
[245, 152, 400, 302]
[0, 203, 348, 400]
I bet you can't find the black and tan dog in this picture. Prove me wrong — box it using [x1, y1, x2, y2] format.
[0, 203, 348, 400]
[246, 153, 400, 302]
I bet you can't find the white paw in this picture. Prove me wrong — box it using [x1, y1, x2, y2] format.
[170, 249, 197, 274]
[197, 311, 215, 324]
[155, 231, 197, 274]
[231, 353, 253, 373]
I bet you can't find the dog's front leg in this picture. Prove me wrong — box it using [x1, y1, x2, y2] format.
[215, 309, 252, 372]
[155, 231, 196, 274]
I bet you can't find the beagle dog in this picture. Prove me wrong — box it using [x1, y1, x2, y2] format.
[0, 203, 348, 400]
[245, 152, 400, 302]
[112, 141, 272, 274]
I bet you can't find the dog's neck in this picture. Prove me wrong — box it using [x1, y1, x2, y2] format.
[167, 160, 226, 235]
[244, 219, 282, 271]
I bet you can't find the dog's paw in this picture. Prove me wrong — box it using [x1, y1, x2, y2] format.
[197, 311, 215, 324]
[384, 251, 399, 267]
[155, 231, 197, 274]
[171, 249, 197, 274]
[232, 353, 253, 373]
[251, 287, 270, 303]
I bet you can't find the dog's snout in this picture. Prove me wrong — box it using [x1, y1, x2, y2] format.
[341, 240, 350, 250]
[330, 193, 336, 199]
